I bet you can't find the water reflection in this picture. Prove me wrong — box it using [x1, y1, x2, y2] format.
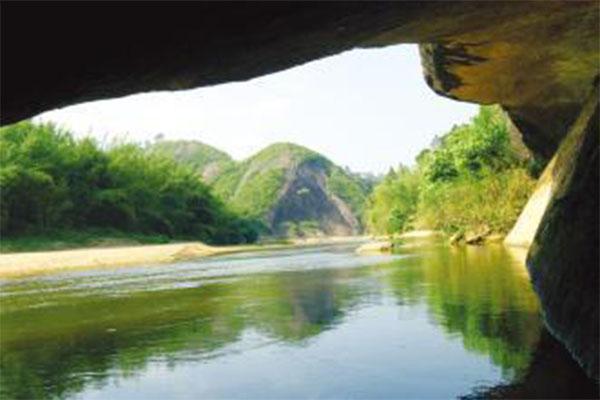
[0, 241, 596, 399]
[399, 243, 541, 378]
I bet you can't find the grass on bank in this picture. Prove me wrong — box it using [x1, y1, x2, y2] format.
[0, 229, 299, 254]
[0, 229, 173, 253]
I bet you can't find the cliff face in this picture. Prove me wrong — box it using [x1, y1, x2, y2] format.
[500, 86, 599, 379]
[269, 161, 360, 236]
[2, 1, 599, 380]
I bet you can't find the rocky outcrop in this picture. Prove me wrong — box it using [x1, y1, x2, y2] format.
[417, 3, 598, 159]
[504, 89, 596, 248]
[526, 85, 599, 379]
[269, 160, 361, 236]
[152, 141, 367, 236]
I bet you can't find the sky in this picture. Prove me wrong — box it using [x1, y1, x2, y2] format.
[35, 44, 478, 174]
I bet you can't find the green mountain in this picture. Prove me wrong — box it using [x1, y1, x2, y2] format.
[155, 140, 372, 236]
[211, 142, 371, 236]
[151, 140, 234, 183]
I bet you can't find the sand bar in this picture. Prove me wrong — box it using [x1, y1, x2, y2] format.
[0, 236, 367, 279]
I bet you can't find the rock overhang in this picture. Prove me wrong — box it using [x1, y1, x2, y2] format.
[2, 2, 598, 159]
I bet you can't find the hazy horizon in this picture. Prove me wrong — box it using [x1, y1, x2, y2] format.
[35, 44, 478, 174]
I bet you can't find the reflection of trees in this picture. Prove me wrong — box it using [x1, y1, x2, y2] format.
[1, 283, 245, 399]
[382, 254, 426, 305]
[384, 243, 542, 379]
[0, 243, 555, 399]
[0, 267, 361, 399]
[240, 269, 360, 341]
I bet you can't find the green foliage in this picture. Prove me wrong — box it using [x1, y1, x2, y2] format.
[231, 167, 287, 218]
[364, 106, 536, 235]
[0, 121, 259, 246]
[282, 220, 320, 237]
[416, 169, 535, 233]
[150, 140, 234, 182]
[0, 228, 171, 253]
[326, 166, 371, 217]
[211, 144, 312, 219]
[419, 106, 516, 183]
[364, 166, 421, 234]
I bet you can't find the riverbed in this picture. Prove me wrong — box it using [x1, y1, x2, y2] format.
[0, 238, 597, 399]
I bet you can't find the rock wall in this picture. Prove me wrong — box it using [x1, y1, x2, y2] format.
[504, 102, 590, 247]
[269, 162, 360, 236]
[527, 85, 599, 379]
[417, 2, 599, 159]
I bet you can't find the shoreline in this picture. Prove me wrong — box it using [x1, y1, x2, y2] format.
[0, 236, 367, 279]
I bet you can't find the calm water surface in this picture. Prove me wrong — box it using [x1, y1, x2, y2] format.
[1, 239, 597, 399]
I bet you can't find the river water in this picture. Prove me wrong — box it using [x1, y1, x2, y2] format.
[0, 238, 597, 399]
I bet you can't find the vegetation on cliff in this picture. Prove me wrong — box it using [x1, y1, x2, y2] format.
[364, 106, 537, 236]
[209, 142, 372, 236]
[0, 121, 260, 251]
[151, 140, 234, 183]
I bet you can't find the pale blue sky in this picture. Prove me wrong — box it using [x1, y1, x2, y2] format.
[36, 44, 478, 174]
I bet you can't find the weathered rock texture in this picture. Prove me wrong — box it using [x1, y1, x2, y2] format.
[418, 2, 599, 159]
[527, 85, 599, 379]
[504, 111, 587, 247]
[269, 161, 360, 236]
[2, 0, 599, 379]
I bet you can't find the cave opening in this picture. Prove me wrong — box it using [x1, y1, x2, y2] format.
[1, 3, 598, 399]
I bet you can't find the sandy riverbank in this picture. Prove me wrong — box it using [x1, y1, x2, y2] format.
[0, 236, 367, 279]
[0, 242, 268, 279]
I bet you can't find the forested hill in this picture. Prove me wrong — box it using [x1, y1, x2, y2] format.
[151, 140, 234, 183]
[160, 141, 374, 237]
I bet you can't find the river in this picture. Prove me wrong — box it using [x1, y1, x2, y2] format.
[0, 238, 597, 399]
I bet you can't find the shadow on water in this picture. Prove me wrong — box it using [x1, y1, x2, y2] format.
[461, 329, 600, 399]
[0, 240, 597, 399]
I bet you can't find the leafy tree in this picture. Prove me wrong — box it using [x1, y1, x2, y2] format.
[364, 165, 420, 234]
[364, 106, 535, 235]
[0, 121, 259, 245]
